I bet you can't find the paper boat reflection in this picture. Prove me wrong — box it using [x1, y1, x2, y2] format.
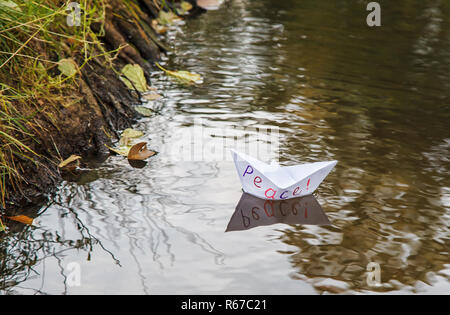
[231, 149, 337, 200]
[226, 193, 331, 232]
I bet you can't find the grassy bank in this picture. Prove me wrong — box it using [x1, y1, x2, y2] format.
[0, 0, 200, 214]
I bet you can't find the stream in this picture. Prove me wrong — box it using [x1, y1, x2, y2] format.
[2, 0, 449, 294]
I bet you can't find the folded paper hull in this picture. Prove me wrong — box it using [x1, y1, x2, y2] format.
[231, 150, 337, 200]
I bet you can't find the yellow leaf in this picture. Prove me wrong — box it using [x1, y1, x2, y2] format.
[58, 58, 78, 77]
[106, 144, 131, 157]
[157, 10, 182, 25]
[151, 20, 168, 34]
[156, 63, 202, 85]
[181, 1, 193, 12]
[135, 106, 153, 117]
[120, 64, 148, 92]
[142, 92, 161, 101]
[177, 1, 193, 15]
[121, 128, 144, 139]
[58, 155, 81, 168]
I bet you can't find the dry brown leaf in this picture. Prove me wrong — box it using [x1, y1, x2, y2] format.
[127, 142, 156, 161]
[7, 215, 33, 225]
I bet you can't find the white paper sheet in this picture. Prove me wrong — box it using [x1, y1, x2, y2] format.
[231, 149, 337, 200]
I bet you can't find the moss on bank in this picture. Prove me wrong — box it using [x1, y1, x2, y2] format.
[0, 0, 202, 214]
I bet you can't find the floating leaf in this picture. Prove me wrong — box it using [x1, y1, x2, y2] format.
[135, 106, 153, 117]
[177, 1, 193, 15]
[121, 128, 144, 139]
[7, 215, 33, 225]
[107, 128, 146, 157]
[151, 20, 168, 34]
[128, 142, 156, 161]
[58, 58, 77, 77]
[181, 1, 193, 11]
[120, 64, 147, 92]
[106, 144, 131, 157]
[58, 155, 81, 168]
[156, 63, 202, 85]
[157, 10, 182, 25]
[142, 92, 161, 101]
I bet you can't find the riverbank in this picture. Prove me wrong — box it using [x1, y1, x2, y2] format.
[0, 0, 204, 214]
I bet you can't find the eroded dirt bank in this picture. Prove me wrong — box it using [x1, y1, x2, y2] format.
[1, 0, 205, 214]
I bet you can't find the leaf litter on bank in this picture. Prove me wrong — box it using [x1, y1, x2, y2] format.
[58, 58, 78, 77]
[157, 10, 183, 25]
[120, 64, 148, 92]
[151, 19, 168, 34]
[58, 155, 81, 169]
[177, 1, 193, 15]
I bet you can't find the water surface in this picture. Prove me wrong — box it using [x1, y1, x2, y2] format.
[1, 0, 449, 294]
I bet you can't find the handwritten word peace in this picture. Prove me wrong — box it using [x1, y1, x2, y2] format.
[243, 165, 310, 199]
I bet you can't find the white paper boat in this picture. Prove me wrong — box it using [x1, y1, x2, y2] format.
[231, 149, 337, 200]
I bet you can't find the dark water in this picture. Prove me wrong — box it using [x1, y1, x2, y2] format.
[2, 0, 449, 294]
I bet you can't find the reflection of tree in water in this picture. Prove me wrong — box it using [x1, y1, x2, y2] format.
[0, 200, 119, 294]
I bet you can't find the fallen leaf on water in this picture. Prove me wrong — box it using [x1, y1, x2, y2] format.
[58, 58, 78, 77]
[142, 92, 161, 101]
[120, 64, 148, 92]
[58, 155, 81, 168]
[106, 128, 146, 157]
[135, 106, 153, 117]
[7, 215, 33, 225]
[177, 1, 193, 15]
[128, 142, 156, 161]
[156, 63, 202, 85]
[119, 136, 130, 147]
[157, 10, 182, 25]
[121, 128, 144, 139]
[151, 19, 168, 34]
[106, 144, 131, 157]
